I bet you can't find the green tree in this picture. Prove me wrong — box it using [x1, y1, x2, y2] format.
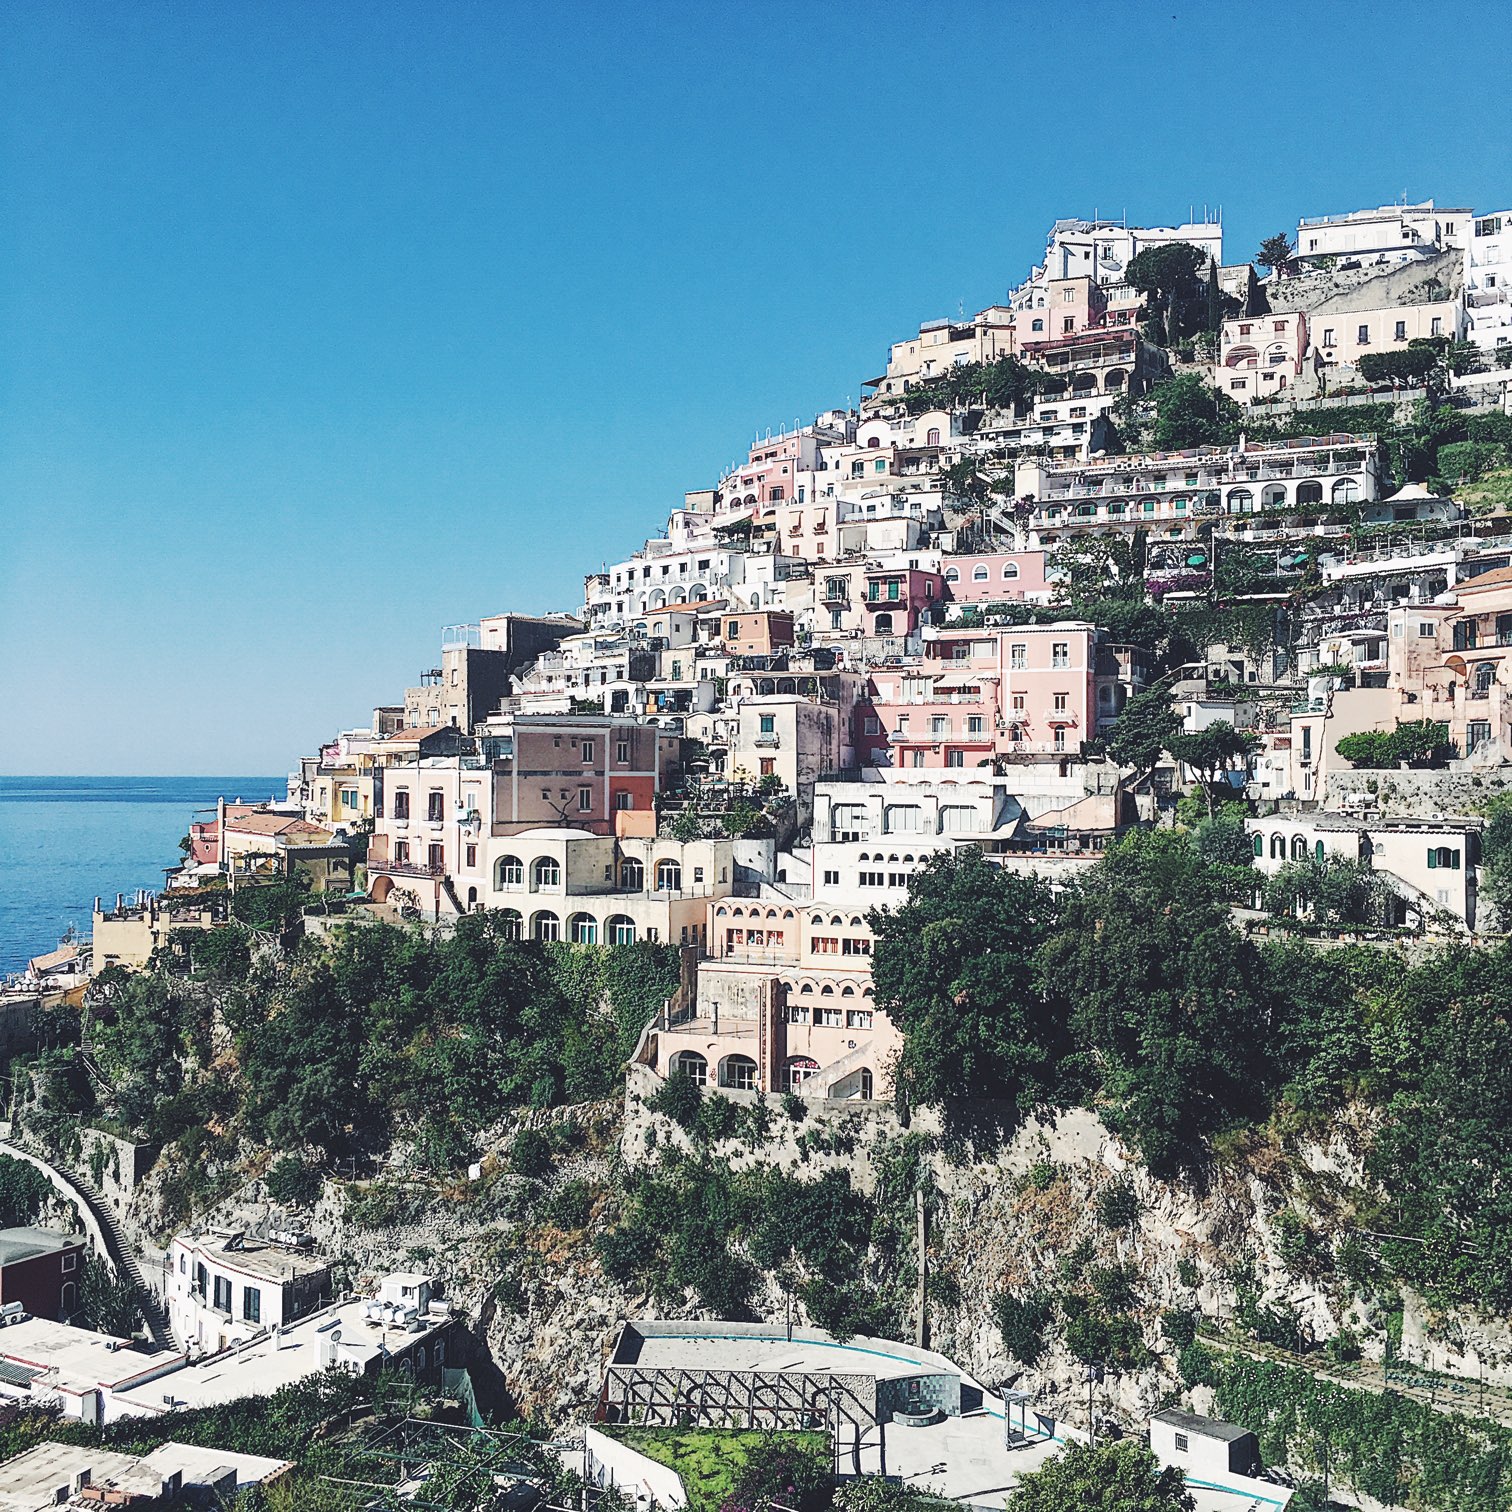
[1335, 730, 1399, 768]
[1105, 685, 1180, 781]
[1040, 831, 1273, 1174]
[1169, 721, 1260, 815]
[1151, 374, 1243, 450]
[1256, 233, 1295, 275]
[869, 852, 1065, 1110]
[1051, 532, 1146, 606]
[1260, 856, 1387, 927]
[1009, 1441, 1194, 1512]
[1126, 242, 1210, 344]
[1480, 794, 1512, 928]
[77, 1253, 143, 1336]
[0, 1157, 52, 1228]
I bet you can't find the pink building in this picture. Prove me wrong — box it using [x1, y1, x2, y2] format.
[858, 622, 1146, 766]
[941, 551, 1049, 605]
[1218, 312, 1309, 404]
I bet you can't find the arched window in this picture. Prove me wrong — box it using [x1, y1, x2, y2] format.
[1265, 343, 1289, 367]
[938, 805, 979, 834]
[859, 1069, 874, 1100]
[531, 910, 560, 942]
[607, 915, 636, 944]
[1228, 488, 1254, 513]
[1003, 563, 1020, 580]
[497, 909, 523, 940]
[569, 913, 598, 944]
[719, 1055, 758, 1091]
[671, 1050, 707, 1085]
[866, 436, 881, 449]
[1104, 368, 1127, 390]
[1252, 835, 1263, 858]
[619, 857, 644, 890]
[655, 859, 682, 892]
[926, 427, 941, 446]
[1270, 834, 1286, 859]
[495, 855, 523, 890]
[972, 565, 990, 582]
[945, 566, 960, 583]
[532, 856, 560, 890]
[831, 805, 868, 842]
[1332, 478, 1360, 504]
[1296, 480, 1324, 505]
[1315, 840, 1326, 862]
[1291, 835, 1308, 860]
[874, 612, 894, 634]
[1262, 484, 1287, 508]
[783, 1056, 820, 1093]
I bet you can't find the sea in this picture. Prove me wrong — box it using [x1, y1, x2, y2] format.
[0, 776, 283, 976]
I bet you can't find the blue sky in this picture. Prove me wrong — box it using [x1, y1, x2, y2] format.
[2, 0, 1507, 775]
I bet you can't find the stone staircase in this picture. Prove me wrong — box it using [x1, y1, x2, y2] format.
[0, 1135, 176, 1352]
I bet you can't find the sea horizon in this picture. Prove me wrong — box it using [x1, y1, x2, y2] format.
[0, 774, 283, 974]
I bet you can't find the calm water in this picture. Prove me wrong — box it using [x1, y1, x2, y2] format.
[0, 777, 282, 975]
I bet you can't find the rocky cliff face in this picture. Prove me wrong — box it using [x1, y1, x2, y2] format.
[113, 1083, 1510, 1434]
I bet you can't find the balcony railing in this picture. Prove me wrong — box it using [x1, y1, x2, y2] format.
[370, 859, 446, 879]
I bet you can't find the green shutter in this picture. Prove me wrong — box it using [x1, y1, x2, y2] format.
[1427, 849, 1437, 869]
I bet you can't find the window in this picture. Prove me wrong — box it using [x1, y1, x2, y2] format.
[614, 791, 632, 810]
[1427, 846, 1461, 870]
[858, 871, 884, 887]
[394, 841, 410, 864]
[464, 843, 477, 868]
[863, 716, 881, 735]
[1357, 324, 1370, 345]
[967, 715, 984, 734]
[930, 715, 947, 735]
[578, 788, 592, 811]
[1418, 621, 1436, 638]
[532, 910, 561, 942]
[427, 790, 444, 822]
[620, 858, 643, 889]
[213, 1275, 232, 1314]
[1010, 643, 1027, 670]
[392, 790, 410, 820]
[570, 914, 598, 944]
[946, 750, 965, 767]
[243, 1287, 261, 1324]
[972, 564, 989, 582]
[1394, 320, 1407, 341]
[532, 856, 561, 890]
[608, 915, 636, 944]
[720, 1055, 757, 1091]
[427, 842, 444, 871]
[1062, 317, 1075, 333]
[1174, 1434, 1189, 1455]
[1431, 317, 1443, 337]
[1322, 327, 1335, 346]
[616, 739, 630, 763]
[1032, 318, 1044, 332]
[1053, 693, 1068, 712]
[817, 1008, 843, 1027]
[1003, 563, 1020, 580]
[1062, 288, 1075, 303]
[655, 859, 682, 891]
[759, 714, 775, 734]
[822, 870, 840, 886]
[874, 458, 887, 473]
[1052, 642, 1070, 669]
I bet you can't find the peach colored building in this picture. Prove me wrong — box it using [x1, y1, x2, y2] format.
[1216, 312, 1308, 404]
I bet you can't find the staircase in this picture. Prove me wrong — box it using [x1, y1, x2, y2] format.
[67, 1165, 177, 1352]
[0, 1136, 177, 1351]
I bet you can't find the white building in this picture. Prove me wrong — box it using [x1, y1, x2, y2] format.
[166, 1229, 331, 1352]
[1019, 217, 1223, 293]
[1295, 200, 1471, 266]
[1466, 209, 1512, 353]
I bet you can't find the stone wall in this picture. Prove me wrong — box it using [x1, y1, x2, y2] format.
[1321, 764, 1512, 818]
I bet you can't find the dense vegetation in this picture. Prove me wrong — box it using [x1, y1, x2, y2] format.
[23, 917, 679, 1220]
[869, 839, 1512, 1315]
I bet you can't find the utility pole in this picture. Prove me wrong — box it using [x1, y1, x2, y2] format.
[915, 1185, 928, 1349]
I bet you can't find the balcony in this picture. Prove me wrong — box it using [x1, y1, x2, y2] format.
[370, 858, 447, 879]
[753, 734, 781, 748]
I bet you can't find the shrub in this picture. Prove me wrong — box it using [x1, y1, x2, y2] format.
[507, 1128, 553, 1179]
[546, 1178, 594, 1230]
[1178, 1341, 1222, 1387]
[780, 1092, 807, 1124]
[1161, 1309, 1197, 1349]
[1097, 1182, 1139, 1230]
[695, 1095, 739, 1145]
[646, 1071, 702, 1131]
[264, 1156, 323, 1206]
[993, 1290, 1053, 1364]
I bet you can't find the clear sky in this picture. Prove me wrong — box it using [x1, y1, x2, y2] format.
[2, 0, 1507, 775]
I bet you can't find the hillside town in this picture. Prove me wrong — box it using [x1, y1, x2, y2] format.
[6, 196, 1512, 1512]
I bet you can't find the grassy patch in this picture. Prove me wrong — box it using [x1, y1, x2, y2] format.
[604, 1428, 827, 1512]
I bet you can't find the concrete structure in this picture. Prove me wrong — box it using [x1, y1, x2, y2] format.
[1216, 312, 1308, 403]
[403, 614, 581, 731]
[165, 1229, 331, 1352]
[1294, 201, 1470, 265]
[0, 1231, 85, 1324]
[941, 552, 1049, 607]
[0, 1441, 291, 1512]
[1149, 1409, 1291, 1509]
[1465, 209, 1512, 352]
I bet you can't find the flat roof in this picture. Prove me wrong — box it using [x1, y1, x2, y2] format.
[110, 1293, 449, 1415]
[0, 1229, 84, 1266]
[141, 1441, 292, 1491]
[0, 1318, 172, 1394]
[179, 1233, 330, 1283]
[1152, 1407, 1253, 1442]
[613, 1324, 959, 1384]
[0, 1444, 161, 1512]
